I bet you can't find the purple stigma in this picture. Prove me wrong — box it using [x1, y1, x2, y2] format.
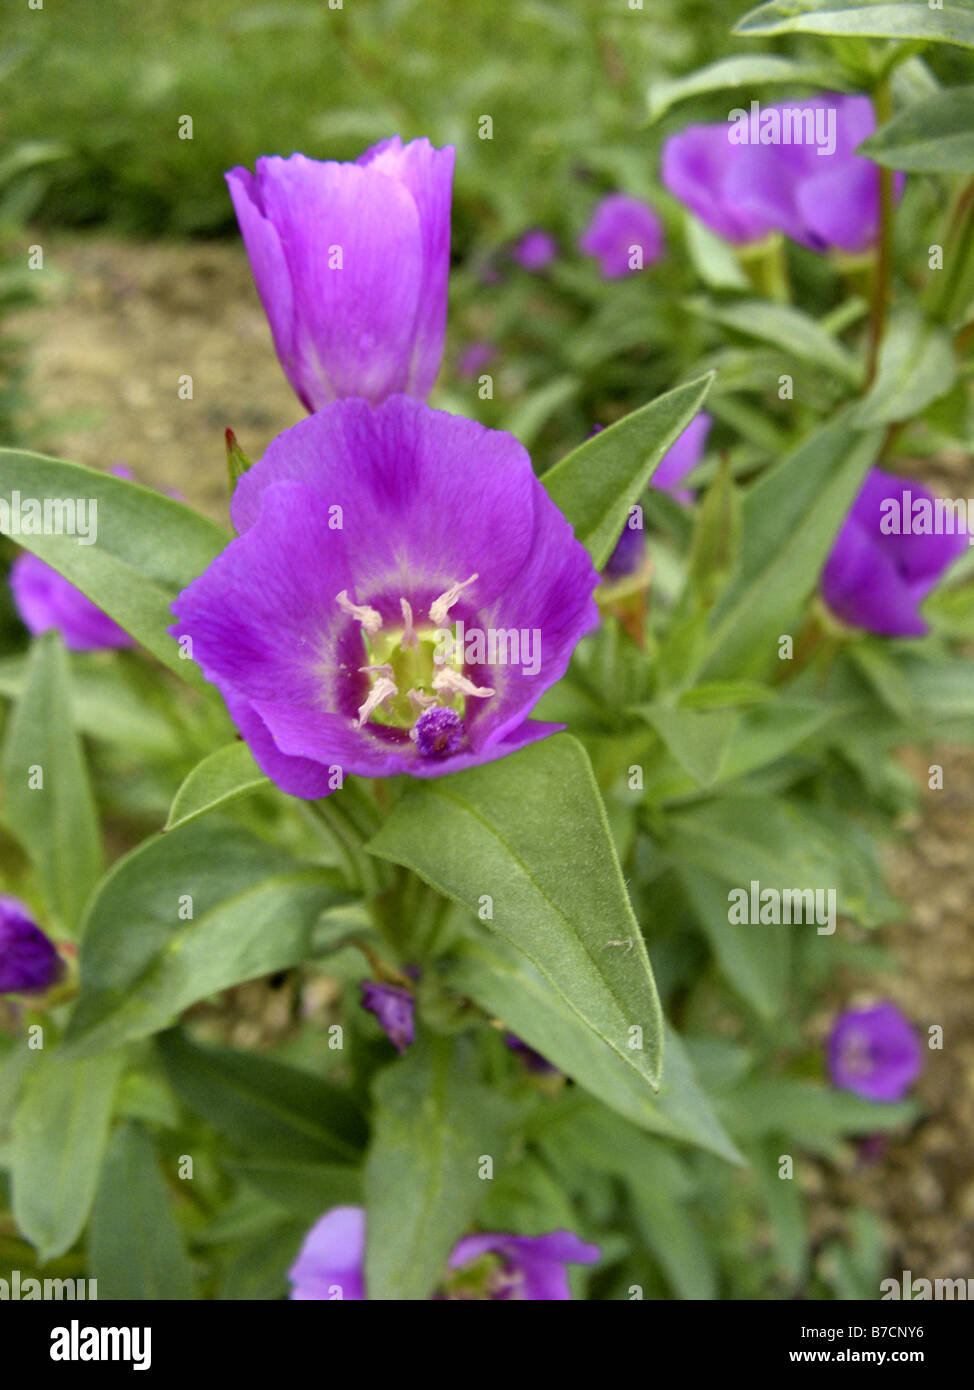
[414, 706, 464, 758]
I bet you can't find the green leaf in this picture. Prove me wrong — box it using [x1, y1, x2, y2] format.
[165, 742, 269, 831]
[694, 299, 862, 385]
[641, 706, 740, 787]
[684, 215, 750, 292]
[501, 375, 579, 448]
[89, 1123, 197, 1299]
[63, 822, 347, 1057]
[158, 1029, 367, 1163]
[10, 1050, 123, 1262]
[701, 412, 881, 677]
[542, 375, 714, 568]
[726, 1078, 916, 1152]
[441, 931, 741, 1162]
[227, 1158, 362, 1219]
[368, 734, 664, 1088]
[0, 450, 227, 689]
[1, 632, 101, 934]
[862, 85, 974, 170]
[735, 0, 974, 50]
[680, 866, 791, 1019]
[364, 1034, 511, 1301]
[648, 54, 848, 120]
[856, 311, 957, 425]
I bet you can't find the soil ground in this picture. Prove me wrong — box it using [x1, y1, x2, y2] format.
[10, 231, 974, 1288]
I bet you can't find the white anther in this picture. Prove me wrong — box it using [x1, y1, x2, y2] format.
[359, 663, 394, 679]
[432, 668, 494, 700]
[337, 590, 383, 636]
[429, 573, 478, 627]
[400, 597, 419, 649]
[407, 688, 439, 712]
[356, 676, 398, 727]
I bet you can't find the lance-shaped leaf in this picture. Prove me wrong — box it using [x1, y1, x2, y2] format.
[165, 741, 269, 831]
[649, 54, 848, 121]
[364, 1035, 512, 1300]
[735, 0, 974, 50]
[62, 821, 347, 1057]
[861, 85, 974, 172]
[701, 412, 881, 677]
[10, 1050, 123, 1262]
[541, 375, 713, 569]
[89, 1122, 197, 1299]
[0, 449, 227, 688]
[368, 734, 664, 1087]
[693, 299, 861, 386]
[856, 311, 957, 426]
[1, 631, 101, 934]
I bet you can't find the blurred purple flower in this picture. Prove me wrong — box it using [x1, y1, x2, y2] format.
[290, 1206, 599, 1300]
[289, 1206, 365, 1300]
[458, 341, 495, 379]
[511, 229, 558, 271]
[172, 396, 598, 799]
[662, 95, 900, 253]
[447, 1230, 600, 1300]
[602, 412, 712, 578]
[227, 138, 454, 411]
[504, 1032, 557, 1074]
[822, 469, 967, 636]
[578, 194, 665, 277]
[360, 981, 415, 1053]
[828, 1002, 922, 1102]
[0, 897, 63, 995]
[9, 554, 134, 652]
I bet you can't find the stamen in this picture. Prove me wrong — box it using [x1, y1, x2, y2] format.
[407, 688, 439, 712]
[356, 675, 398, 727]
[359, 662, 394, 679]
[337, 590, 383, 636]
[429, 573, 478, 626]
[432, 667, 495, 699]
[400, 598, 419, 649]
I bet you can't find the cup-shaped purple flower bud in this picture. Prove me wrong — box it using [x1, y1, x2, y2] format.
[289, 1206, 365, 1300]
[578, 194, 665, 278]
[0, 897, 64, 995]
[448, 1230, 600, 1300]
[227, 138, 454, 411]
[828, 1002, 922, 1102]
[663, 96, 900, 253]
[822, 469, 967, 637]
[603, 412, 712, 578]
[171, 396, 599, 799]
[360, 980, 415, 1053]
[9, 553, 134, 652]
[511, 229, 558, 271]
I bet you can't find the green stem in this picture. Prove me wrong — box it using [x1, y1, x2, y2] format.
[866, 80, 895, 385]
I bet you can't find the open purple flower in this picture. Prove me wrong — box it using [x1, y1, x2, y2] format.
[9, 554, 134, 652]
[446, 1230, 600, 1300]
[822, 469, 966, 637]
[602, 412, 712, 578]
[171, 396, 598, 798]
[289, 1206, 365, 1300]
[511, 229, 558, 271]
[0, 897, 64, 995]
[227, 138, 454, 411]
[662, 96, 899, 253]
[828, 1002, 922, 1102]
[578, 194, 665, 277]
[360, 981, 415, 1053]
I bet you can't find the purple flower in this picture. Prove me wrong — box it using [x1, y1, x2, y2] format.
[0, 897, 64, 995]
[458, 341, 495, 379]
[828, 1002, 923, 1102]
[822, 469, 967, 637]
[503, 1032, 557, 1075]
[511, 229, 558, 271]
[360, 981, 415, 1053]
[602, 412, 712, 578]
[227, 138, 454, 411]
[578, 194, 665, 277]
[289, 1206, 365, 1300]
[9, 554, 134, 652]
[171, 396, 598, 799]
[289, 1206, 599, 1300]
[662, 96, 900, 253]
[447, 1230, 600, 1300]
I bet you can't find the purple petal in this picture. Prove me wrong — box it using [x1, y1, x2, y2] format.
[289, 1206, 366, 1300]
[9, 553, 134, 652]
[828, 1003, 923, 1102]
[0, 896, 64, 995]
[578, 194, 665, 278]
